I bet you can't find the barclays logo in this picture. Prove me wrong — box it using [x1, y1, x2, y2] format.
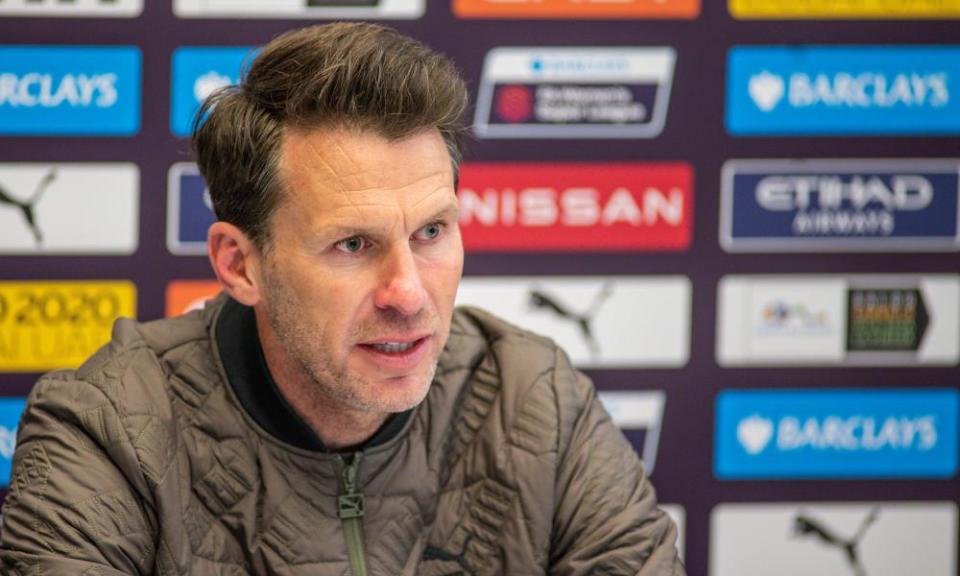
[728, 46, 960, 135]
[170, 46, 253, 137]
[747, 70, 949, 112]
[716, 389, 958, 479]
[0, 46, 140, 135]
[747, 71, 784, 112]
[0, 397, 25, 488]
[0, 426, 15, 460]
[193, 70, 232, 105]
[0, 73, 118, 108]
[737, 414, 774, 455]
[737, 413, 938, 455]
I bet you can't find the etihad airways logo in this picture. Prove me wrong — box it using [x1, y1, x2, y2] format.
[721, 160, 960, 252]
[727, 46, 960, 135]
[715, 389, 958, 479]
[0, 46, 141, 135]
[458, 163, 692, 252]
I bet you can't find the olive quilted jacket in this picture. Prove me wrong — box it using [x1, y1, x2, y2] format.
[0, 295, 683, 575]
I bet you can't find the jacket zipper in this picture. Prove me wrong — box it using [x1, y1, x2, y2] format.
[337, 451, 367, 576]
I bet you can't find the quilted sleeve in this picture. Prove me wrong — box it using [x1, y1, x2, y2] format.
[549, 353, 685, 576]
[0, 373, 157, 575]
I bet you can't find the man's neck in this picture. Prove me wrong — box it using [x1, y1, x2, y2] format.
[269, 370, 388, 451]
[254, 307, 388, 451]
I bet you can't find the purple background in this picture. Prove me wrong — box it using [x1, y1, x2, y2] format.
[1, 3, 959, 575]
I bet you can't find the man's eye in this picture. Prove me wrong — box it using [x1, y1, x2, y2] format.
[335, 236, 367, 253]
[417, 223, 443, 241]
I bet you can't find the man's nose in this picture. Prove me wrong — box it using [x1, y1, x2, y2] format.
[374, 245, 428, 316]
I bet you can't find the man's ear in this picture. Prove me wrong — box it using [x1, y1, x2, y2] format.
[208, 221, 263, 306]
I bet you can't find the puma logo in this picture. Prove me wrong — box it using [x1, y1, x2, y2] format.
[0, 168, 56, 245]
[422, 534, 475, 576]
[793, 507, 879, 576]
[528, 282, 613, 358]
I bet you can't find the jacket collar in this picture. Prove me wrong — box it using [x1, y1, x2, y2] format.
[214, 296, 411, 453]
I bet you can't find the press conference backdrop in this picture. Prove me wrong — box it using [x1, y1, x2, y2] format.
[1, 1, 959, 574]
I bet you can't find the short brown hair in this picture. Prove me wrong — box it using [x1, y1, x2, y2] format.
[192, 23, 468, 250]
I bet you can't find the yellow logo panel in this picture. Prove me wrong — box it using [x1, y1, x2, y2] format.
[730, 0, 960, 18]
[0, 281, 136, 372]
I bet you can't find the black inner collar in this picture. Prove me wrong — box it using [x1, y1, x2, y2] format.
[215, 296, 411, 453]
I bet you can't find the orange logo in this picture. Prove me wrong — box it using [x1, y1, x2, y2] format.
[165, 280, 221, 317]
[453, 0, 699, 19]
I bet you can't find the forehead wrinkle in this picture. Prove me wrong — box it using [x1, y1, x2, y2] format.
[408, 183, 455, 210]
[285, 126, 454, 198]
[303, 135, 371, 188]
[321, 186, 454, 242]
[323, 163, 452, 200]
[278, 127, 456, 243]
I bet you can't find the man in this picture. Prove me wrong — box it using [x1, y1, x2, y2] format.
[0, 23, 683, 575]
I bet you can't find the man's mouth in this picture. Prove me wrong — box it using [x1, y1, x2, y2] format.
[371, 341, 418, 354]
[359, 335, 430, 356]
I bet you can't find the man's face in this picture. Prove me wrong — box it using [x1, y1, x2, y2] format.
[255, 126, 463, 417]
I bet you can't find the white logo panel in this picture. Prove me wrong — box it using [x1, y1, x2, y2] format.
[598, 391, 665, 474]
[711, 502, 958, 576]
[474, 47, 676, 139]
[717, 274, 960, 366]
[661, 504, 685, 560]
[0, 163, 139, 255]
[0, 0, 141, 16]
[174, 0, 423, 19]
[457, 276, 690, 368]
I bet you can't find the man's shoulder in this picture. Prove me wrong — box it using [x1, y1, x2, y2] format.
[428, 306, 593, 469]
[443, 305, 587, 409]
[77, 302, 217, 387]
[28, 301, 224, 437]
[447, 304, 563, 372]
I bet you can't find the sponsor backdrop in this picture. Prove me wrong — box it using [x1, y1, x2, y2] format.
[0, 2, 958, 574]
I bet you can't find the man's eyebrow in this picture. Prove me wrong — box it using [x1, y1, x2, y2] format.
[307, 200, 460, 246]
[421, 201, 460, 224]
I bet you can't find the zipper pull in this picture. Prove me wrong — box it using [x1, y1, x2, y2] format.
[338, 451, 365, 520]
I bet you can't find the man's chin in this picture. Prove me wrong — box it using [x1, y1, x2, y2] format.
[370, 376, 432, 413]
